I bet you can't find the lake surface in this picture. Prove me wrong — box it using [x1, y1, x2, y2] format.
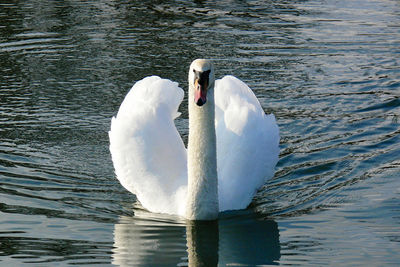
[0, 0, 399, 266]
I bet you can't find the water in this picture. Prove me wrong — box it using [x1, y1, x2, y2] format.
[0, 0, 399, 266]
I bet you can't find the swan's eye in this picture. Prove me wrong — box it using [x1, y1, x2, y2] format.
[193, 70, 210, 81]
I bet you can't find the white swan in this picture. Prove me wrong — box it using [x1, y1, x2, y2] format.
[109, 59, 279, 220]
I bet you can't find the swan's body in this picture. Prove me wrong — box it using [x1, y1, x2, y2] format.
[109, 59, 279, 220]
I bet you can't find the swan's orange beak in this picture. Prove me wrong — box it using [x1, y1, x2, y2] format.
[194, 78, 208, 106]
[194, 70, 210, 107]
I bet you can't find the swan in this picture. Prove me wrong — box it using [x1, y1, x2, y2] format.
[109, 59, 279, 220]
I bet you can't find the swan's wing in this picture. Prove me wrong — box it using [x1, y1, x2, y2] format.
[109, 76, 187, 216]
[215, 76, 280, 211]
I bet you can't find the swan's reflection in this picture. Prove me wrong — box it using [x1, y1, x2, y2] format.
[112, 210, 280, 266]
[186, 220, 219, 267]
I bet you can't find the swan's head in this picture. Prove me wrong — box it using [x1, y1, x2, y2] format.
[189, 59, 215, 107]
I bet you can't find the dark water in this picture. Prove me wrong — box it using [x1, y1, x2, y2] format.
[1, 0, 399, 266]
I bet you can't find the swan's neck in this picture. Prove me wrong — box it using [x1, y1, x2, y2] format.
[186, 85, 218, 220]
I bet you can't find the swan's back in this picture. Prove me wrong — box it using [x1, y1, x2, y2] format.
[215, 76, 280, 211]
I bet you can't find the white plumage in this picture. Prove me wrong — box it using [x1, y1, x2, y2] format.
[109, 60, 279, 219]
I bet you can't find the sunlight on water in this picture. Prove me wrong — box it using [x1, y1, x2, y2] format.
[0, 0, 399, 266]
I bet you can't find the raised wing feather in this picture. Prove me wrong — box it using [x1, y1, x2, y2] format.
[215, 76, 280, 211]
[109, 76, 187, 216]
